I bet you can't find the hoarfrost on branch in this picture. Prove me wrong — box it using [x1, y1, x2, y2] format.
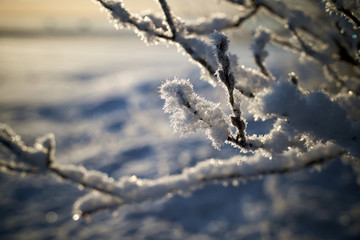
[0, 0, 359, 220]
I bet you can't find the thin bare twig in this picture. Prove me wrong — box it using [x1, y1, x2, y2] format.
[0, 159, 39, 174]
[158, 0, 177, 38]
[186, 8, 259, 35]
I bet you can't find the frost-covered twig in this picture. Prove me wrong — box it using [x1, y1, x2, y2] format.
[210, 32, 252, 148]
[186, 8, 259, 35]
[160, 79, 230, 150]
[251, 27, 273, 79]
[158, 0, 177, 38]
[95, 0, 172, 41]
[0, 159, 38, 174]
[289, 25, 359, 95]
[269, 0, 359, 68]
[225, 0, 360, 90]
[251, 0, 359, 96]
[0, 123, 55, 170]
[73, 141, 345, 218]
[322, 0, 360, 31]
[226, 0, 325, 39]
[0, 124, 347, 220]
[94, 0, 218, 83]
[252, 0, 329, 43]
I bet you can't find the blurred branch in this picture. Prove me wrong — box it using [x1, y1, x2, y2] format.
[0, 159, 38, 174]
[0, 124, 346, 219]
[158, 0, 177, 38]
[186, 8, 259, 35]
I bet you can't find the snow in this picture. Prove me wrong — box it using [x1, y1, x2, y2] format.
[0, 21, 360, 240]
[233, 65, 270, 96]
[250, 80, 360, 157]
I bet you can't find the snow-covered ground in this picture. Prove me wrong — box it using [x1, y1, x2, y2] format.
[0, 33, 360, 240]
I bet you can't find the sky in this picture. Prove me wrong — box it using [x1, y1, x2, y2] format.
[0, 0, 235, 32]
[0, 0, 121, 31]
[0, 0, 164, 18]
[0, 0, 230, 17]
[0, 0, 97, 17]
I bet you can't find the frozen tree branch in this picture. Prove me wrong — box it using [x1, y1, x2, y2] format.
[251, 27, 273, 79]
[0, 159, 38, 174]
[186, 8, 259, 35]
[157, 0, 177, 38]
[160, 79, 230, 149]
[94, 0, 218, 84]
[253, 0, 329, 43]
[0, 123, 55, 170]
[95, 0, 172, 41]
[224, 0, 360, 95]
[0, 124, 347, 220]
[322, 0, 360, 30]
[94, 0, 360, 95]
[0, 0, 359, 222]
[210, 32, 253, 149]
[73, 141, 345, 218]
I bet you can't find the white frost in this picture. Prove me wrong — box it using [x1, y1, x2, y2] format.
[72, 141, 344, 217]
[249, 81, 360, 157]
[233, 65, 271, 96]
[160, 79, 230, 149]
[0, 124, 54, 170]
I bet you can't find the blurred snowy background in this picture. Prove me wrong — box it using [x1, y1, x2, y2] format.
[1, 0, 360, 239]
